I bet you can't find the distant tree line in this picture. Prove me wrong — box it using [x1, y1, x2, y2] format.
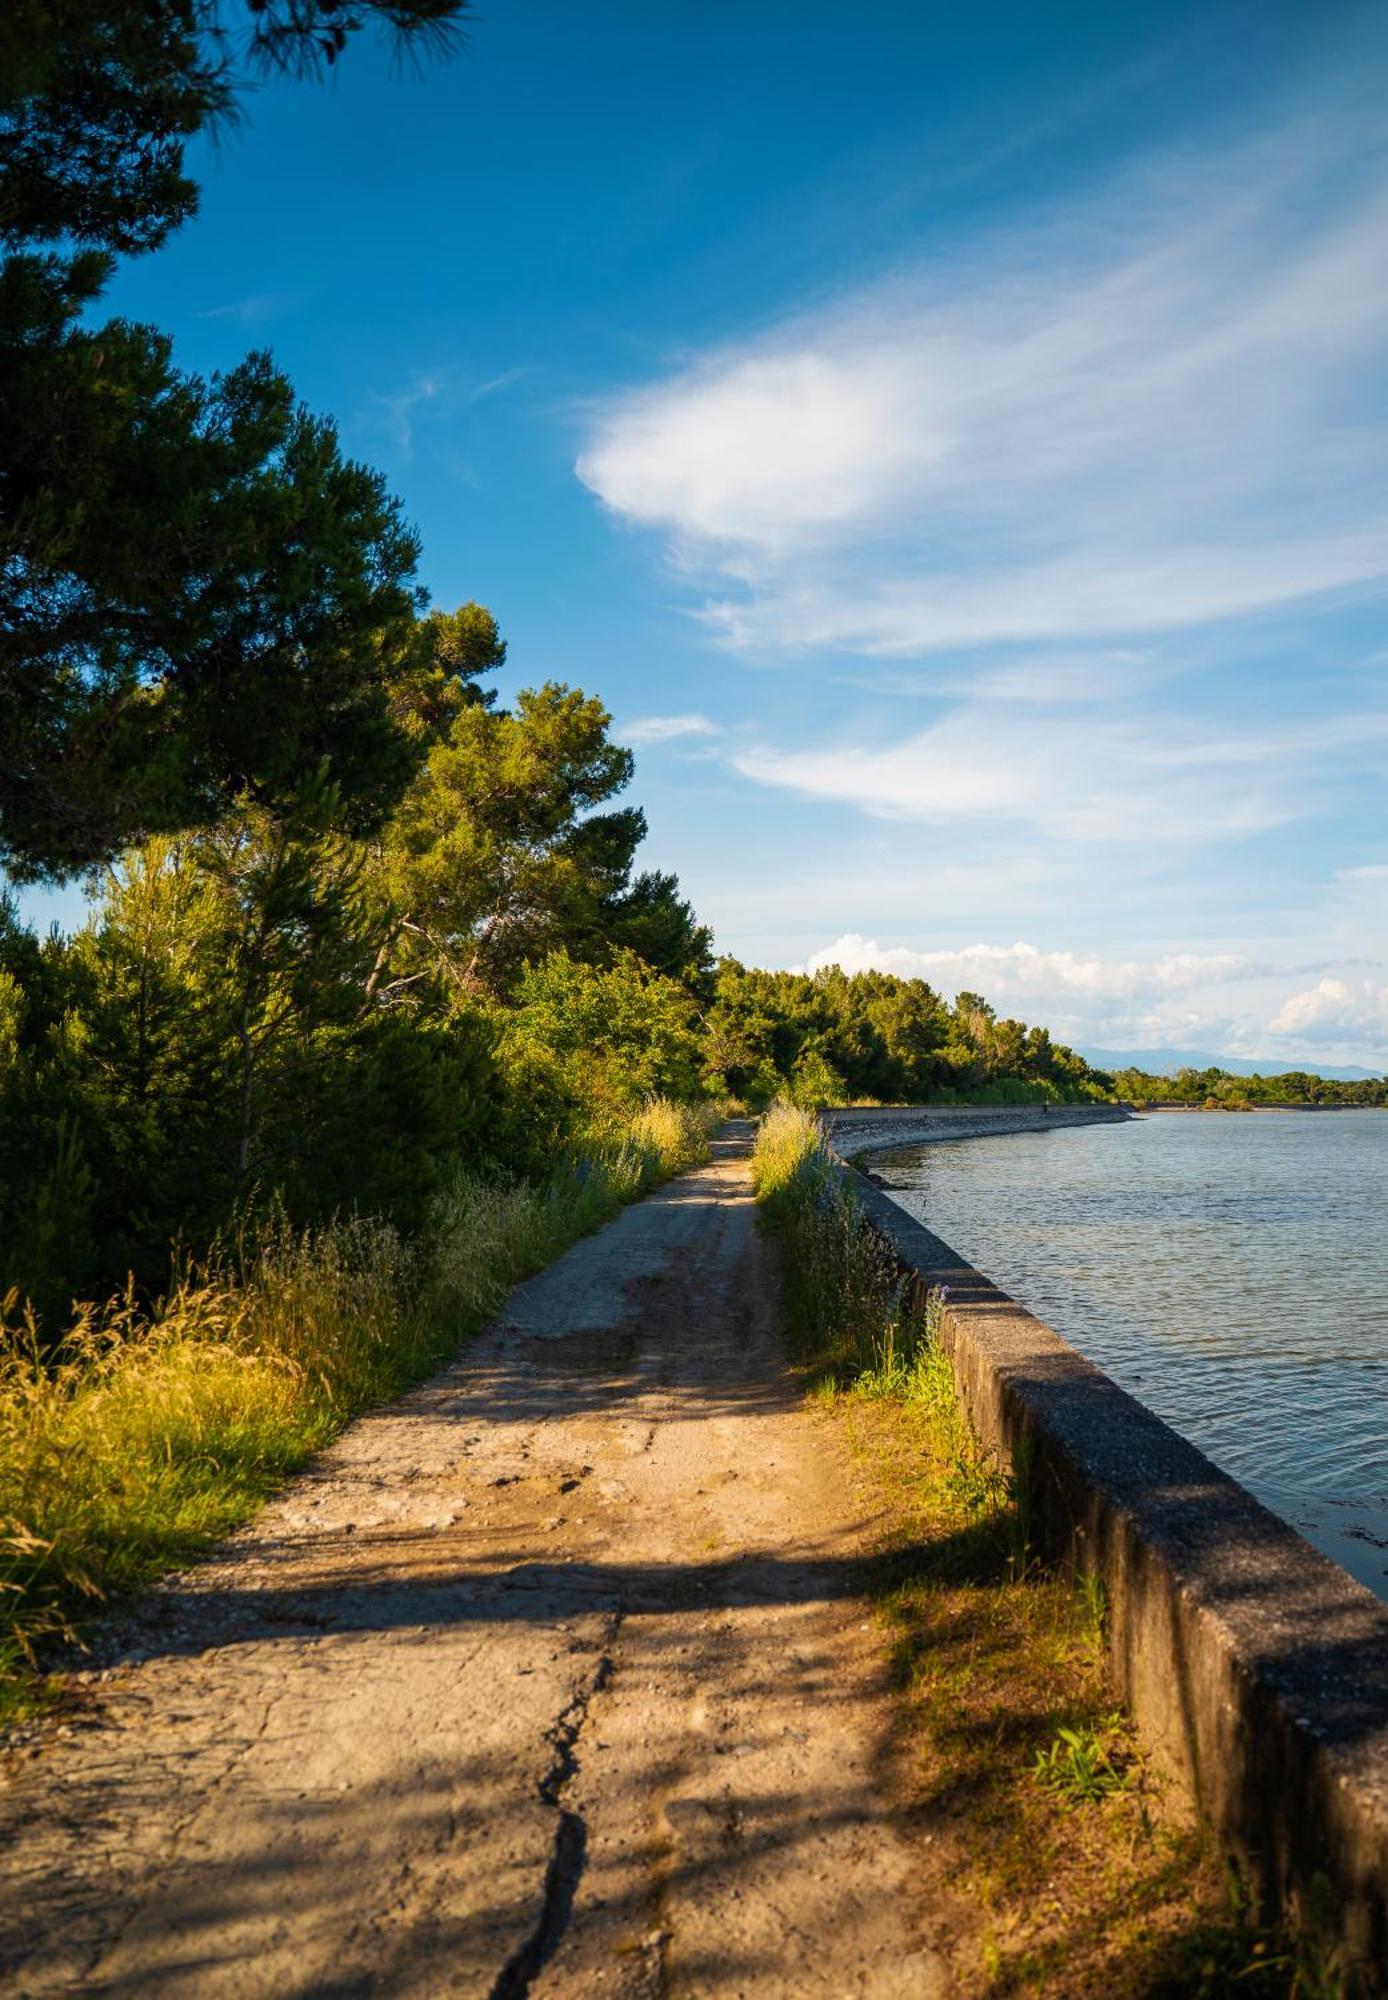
[1105, 1066, 1388, 1109]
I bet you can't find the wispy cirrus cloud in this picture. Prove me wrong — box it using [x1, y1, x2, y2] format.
[732, 708, 1388, 845]
[577, 106, 1388, 658]
[573, 43, 1388, 1066]
[193, 289, 307, 325]
[620, 713, 721, 746]
[365, 365, 530, 456]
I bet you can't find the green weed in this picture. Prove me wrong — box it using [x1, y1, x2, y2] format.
[1032, 1716, 1135, 1807]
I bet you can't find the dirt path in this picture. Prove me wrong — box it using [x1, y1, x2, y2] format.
[0, 1126, 946, 1997]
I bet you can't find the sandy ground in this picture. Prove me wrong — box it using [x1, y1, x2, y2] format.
[0, 1125, 947, 1998]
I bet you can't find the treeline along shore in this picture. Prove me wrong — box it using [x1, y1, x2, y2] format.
[2, 850, 1122, 1354]
[1109, 1066, 1388, 1109]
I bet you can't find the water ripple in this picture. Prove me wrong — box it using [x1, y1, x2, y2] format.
[877, 1111, 1388, 1598]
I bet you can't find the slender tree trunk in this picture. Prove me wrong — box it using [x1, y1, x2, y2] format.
[364, 926, 402, 1001]
[235, 998, 254, 1199]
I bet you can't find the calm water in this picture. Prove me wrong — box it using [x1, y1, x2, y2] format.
[874, 1112, 1388, 1599]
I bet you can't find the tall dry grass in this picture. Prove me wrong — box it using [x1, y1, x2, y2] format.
[751, 1100, 933, 1386]
[0, 1097, 717, 1714]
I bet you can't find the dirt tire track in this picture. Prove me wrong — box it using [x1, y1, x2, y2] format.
[0, 1125, 947, 1996]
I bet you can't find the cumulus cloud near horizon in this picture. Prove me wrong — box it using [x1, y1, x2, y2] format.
[577, 106, 1388, 658]
[801, 934, 1251, 1002]
[1268, 978, 1388, 1046]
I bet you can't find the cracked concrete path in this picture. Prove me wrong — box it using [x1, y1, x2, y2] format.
[0, 1124, 946, 1998]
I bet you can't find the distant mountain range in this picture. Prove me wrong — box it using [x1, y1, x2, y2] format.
[1074, 1046, 1384, 1083]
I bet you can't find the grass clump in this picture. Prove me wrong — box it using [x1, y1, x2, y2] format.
[751, 1102, 1339, 1999]
[0, 1097, 715, 1721]
[1033, 1717, 1137, 1808]
[751, 1098, 922, 1386]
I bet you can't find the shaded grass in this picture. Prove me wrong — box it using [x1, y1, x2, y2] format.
[0, 1097, 717, 1720]
[752, 1102, 1345, 1999]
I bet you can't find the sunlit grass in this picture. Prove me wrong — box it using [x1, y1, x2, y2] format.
[0, 1097, 716, 1718]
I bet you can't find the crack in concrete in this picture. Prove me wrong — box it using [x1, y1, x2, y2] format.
[78, 1683, 287, 1981]
[489, 1610, 624, 1999]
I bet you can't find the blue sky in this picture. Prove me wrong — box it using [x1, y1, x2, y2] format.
[22, 0, 1388, 1062]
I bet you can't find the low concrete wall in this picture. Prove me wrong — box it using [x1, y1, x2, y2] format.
[829, 1147, 1388, 1988]
[824, 1102, 1133, 1159]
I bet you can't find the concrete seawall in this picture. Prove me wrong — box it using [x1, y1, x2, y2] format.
[823, 1110, 1388, 1988]
[824, 1101, 1133, 1158]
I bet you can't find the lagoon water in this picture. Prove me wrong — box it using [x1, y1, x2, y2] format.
[874, 1111, 1388, 1600]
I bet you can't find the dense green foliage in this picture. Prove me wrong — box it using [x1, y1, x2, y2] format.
[1, 321, 435, 877]
[705, 961, 1108, 1107]
[369, 674, 711, 999]
[2, 1, 468, 267]
[5, 702, 1182, 1346]
[0, 609, 717, 1336]
[1, 0, 469, 877]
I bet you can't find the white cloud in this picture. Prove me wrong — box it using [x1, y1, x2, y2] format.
[941, 653, 1156, 706]
[803, 934, 1250, 1003]
[698, 533, 1388, 657]
[732, 708, 1388, 845]
[578, 109, 1388, 656]
[574, 51, 1388, 1074]
[581, 352, 936, 550]
[621, 713, 721, 746]
[1268, 978, 1388, 1047]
